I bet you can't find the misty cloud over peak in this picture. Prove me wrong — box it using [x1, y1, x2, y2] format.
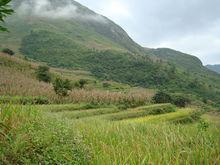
[15, 0, 106, 22]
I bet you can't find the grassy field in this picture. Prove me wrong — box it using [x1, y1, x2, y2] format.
[1, 103, 219, 164]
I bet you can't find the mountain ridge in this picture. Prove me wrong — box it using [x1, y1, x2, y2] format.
[206, 64, 220, 74]
[1, 0, 220, 102]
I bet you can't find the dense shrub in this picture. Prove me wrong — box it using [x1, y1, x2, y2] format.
[172, 95, 191, 107]
[79, 79, 87, 89]
[153, 91, 172, 104]
[148, 106, 176, 115]
[36, 65, 51, 83]
[2, 48, 14, 55]
[53, 78, 72, 96]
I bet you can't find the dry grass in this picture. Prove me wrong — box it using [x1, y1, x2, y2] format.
[0, 53, 154, 105]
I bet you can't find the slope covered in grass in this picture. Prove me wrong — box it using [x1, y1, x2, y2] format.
[0, 104, 90, 164]
[0, 53, 154, 105]
[1, 0, 220, 103]
[1, 102, 220, 164]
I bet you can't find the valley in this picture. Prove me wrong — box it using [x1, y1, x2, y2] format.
[0, 0, 220, 164]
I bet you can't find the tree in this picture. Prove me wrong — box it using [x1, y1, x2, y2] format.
[2, 48, 14, 55]
[153, 91, 172, 104]
[0, 0, 14, 32]
[53, 78, 72, 96]
[36, 66, 51, 83]
[172, 95, 191, 107]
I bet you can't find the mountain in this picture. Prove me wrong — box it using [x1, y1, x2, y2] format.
[206, 65, 220, 74]
[1, 0, 220, 102]
[147, 48, 203, 72]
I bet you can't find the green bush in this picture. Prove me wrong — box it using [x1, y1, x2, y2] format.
[2, 48, 14, 55]
[36, 65, 51, 83]
[53, 78, 72, 96]
[79, 79, 87, 89]
[153, 91, 172, 104]
[172, 95, 191, 107]
[103, 82, 111, 88]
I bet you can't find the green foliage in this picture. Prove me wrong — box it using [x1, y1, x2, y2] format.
[0, 96, 49, 105]
[172, 95, 191, 107]
[197, 120, 209, 132]
[0, 104, 90, 164]
[153, 91, 172, 104]
[2, 48, 14, 55]
[53, 78, 72, 96]
[36, 65, 51, 83]
[18, 29, 220, 104]
[78, 79, 87, 89]
[102, 82, 111, 88]
[0, 0, 14, 32]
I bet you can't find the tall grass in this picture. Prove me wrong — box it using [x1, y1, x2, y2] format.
[72, 118, 220, 164]
[0, 53, 154, 105]
[0, 104, 90, 164]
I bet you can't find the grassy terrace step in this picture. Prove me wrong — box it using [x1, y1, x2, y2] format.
[60, 107, 120, 119]
[123, 108, 195, 123]
[107, 104, 176, 121]
[36, 103, 111, 112]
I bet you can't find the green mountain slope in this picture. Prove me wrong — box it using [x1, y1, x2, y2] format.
[1, 0, 220, 102]
[147, 48, 203, 72]
[206, 65, 220, 74]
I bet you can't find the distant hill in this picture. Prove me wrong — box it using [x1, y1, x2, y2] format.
[147, 48, 203, 72]
[206, 65, 220, 74]
[0, 0, 220, 102]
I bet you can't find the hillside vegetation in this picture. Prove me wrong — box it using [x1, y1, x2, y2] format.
[0, 53, 154, 105]
[0, 0, 220, 164]
[0, 0, 219, 104]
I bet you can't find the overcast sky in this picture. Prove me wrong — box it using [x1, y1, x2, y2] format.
[76, 0, 220, 65]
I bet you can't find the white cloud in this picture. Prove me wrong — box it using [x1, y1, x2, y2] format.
[17, 0, 106, 22]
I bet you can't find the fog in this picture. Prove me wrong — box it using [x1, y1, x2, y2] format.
[16, 0, 106, 22]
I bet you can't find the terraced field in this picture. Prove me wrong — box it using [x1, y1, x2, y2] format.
[45, 103, 197, 123]
[1, 103, 220, 164]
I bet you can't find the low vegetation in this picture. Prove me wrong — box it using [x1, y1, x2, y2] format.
[0, 104, 90, 164]
[0, 51, 219, 164]
[36, 65, 51, 83]
[2, 48, 14, 56]
[1, 103, 219, 164]
[107, 104, 176, 121]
